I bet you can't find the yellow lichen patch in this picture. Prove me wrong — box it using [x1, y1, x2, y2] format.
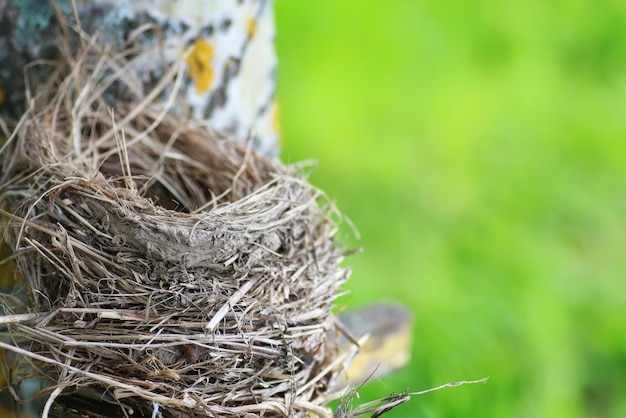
[186, 38, 214, 94]
[247, 18, 257, 38]
[0, 408, 29, 418]
[0, 347, 8, 389]
[272, 101, 281, 136]
[0, 81, 5, 104]
[0, 241, 22, 289]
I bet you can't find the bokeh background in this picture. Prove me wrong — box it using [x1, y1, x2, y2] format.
[275, 1, 626, 417]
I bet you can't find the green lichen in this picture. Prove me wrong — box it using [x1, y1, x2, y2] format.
[12, 0, 72, 49]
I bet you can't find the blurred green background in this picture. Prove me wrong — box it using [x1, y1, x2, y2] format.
[275, 1, 626, 417]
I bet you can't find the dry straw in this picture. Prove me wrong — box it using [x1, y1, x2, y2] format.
[0, 29, 353, 417]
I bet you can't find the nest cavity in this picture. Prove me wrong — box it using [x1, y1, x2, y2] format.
[0, 40, 350, 417]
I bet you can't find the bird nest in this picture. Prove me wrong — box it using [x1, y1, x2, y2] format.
[0, 39, 351, 417]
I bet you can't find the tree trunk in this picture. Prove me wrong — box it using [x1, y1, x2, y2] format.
[2, 2, 281, 416]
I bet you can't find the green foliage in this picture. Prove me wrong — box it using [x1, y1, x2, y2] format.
[275, 1, 626, 417]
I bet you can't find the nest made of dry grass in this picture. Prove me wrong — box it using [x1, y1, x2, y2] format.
[0, 33, 352, 418]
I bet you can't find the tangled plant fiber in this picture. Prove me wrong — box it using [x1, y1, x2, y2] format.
[0, 34, 352, 417]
